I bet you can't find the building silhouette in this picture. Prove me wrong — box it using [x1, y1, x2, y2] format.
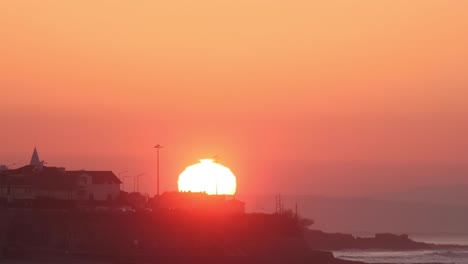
[156, 191, 245, 214]
[0, 148, 121, 207]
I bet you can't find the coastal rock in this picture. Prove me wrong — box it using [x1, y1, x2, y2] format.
[305, 229, 465, 250]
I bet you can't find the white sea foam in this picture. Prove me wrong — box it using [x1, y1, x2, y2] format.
[334, 249, 468, 264]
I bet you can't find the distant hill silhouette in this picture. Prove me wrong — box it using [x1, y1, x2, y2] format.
[377, 184, 468, 207]
[240, 194, 468, 234]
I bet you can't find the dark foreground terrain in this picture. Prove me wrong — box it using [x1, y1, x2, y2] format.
[0, 209, 361, 264]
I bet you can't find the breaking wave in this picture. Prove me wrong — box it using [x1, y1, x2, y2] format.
[429, 250, 468, 258]
[334, 249, 468, 264]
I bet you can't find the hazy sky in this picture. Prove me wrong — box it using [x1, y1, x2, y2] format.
[1, 1, 467, 196]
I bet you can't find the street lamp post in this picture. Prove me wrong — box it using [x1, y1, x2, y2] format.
[118, 170, 128, 181]
[154, 144, 163, 197]
[135, 173, 145, 193]
[123, 175, 134, 193]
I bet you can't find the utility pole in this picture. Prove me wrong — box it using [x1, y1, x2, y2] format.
[275, 195, 278, 213]
[154, 144, 163, 197]
[295, 202, 298, 222]
[277, 194, 283, 214]
[214, 155, 219, 195]
[275, 194, 283, 214]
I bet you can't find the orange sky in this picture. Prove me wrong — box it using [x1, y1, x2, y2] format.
[1, 1, 467, 196]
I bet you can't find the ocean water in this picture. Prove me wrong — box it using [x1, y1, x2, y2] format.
[333, 234, 468, 264]
[334, 249, 468, 264]
[410, 234, 468, 246]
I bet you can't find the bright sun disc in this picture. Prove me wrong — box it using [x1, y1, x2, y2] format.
[178, 159, 237, 195]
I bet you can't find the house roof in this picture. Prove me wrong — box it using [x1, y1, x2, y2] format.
[67, 171, 121, 184]
[0, 165, 121, 189]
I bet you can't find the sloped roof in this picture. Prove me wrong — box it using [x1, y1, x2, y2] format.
[0, 165, 74, 189]
[67, 171, 121, 184]
[0, 165, 121, 189]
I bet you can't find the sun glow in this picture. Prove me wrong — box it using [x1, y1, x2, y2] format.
[178, 159, 237, 195]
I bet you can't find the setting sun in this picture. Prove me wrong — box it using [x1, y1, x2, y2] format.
[178, 159, 237, 195]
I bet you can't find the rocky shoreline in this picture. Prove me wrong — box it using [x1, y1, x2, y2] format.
[305, 230, 468, 251]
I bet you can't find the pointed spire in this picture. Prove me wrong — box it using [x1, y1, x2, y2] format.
[30, 147, 41, 166]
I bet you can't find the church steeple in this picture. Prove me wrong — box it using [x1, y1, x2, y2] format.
[30, 147, 41, 166]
